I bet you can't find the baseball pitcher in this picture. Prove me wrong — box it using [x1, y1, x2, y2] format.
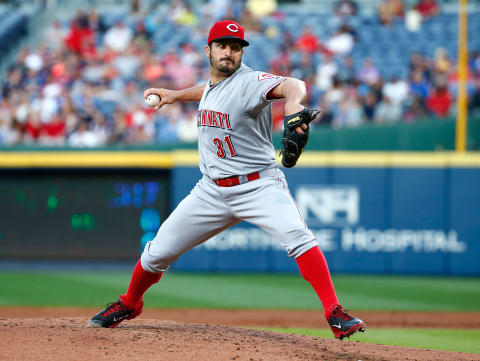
[89, 20, 365, 340]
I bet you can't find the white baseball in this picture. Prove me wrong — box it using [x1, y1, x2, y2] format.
[145, 94, 161, 107]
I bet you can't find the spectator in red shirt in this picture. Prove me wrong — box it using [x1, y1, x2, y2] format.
[65, 12, 96, 58]
[295, 26, 318, 53]
[41, 117, 66, 146]
[25, 114, 42, 143]
[427, 86, 452, 118]
[415, 0, 439, 18]
[295, 26, 332, 55]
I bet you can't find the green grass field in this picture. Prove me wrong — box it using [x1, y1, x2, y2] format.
[1, 272, 479, 311]
[258, 328, 480, 354]
[1, 271, 479, 354]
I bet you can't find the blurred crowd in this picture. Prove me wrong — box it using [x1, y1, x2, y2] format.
[312, 48, 480, 128]
[1, 0, 480, 147]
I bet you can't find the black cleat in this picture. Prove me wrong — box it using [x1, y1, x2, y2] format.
[327, 304, 366, 340]
[89, 297, 143, 328]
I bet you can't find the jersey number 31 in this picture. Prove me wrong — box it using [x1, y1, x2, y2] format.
[213, 135, 237, 158]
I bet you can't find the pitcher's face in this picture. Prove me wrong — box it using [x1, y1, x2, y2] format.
[206, 40, 244, 75]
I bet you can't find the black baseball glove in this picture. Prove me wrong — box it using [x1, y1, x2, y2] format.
[280, 108, 321, 168]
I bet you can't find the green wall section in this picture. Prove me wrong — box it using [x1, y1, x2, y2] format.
[272, 116, 480, 151]
[1, 116, 479, 152]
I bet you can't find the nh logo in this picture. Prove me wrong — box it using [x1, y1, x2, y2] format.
[295, 186, 359, 226]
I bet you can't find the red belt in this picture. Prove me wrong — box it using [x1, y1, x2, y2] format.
[213, 171, 260, 187]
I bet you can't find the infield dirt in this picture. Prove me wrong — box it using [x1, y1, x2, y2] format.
[1, 309, 479, 361]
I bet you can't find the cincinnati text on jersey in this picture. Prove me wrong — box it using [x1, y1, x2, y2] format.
[197, 109, 232, 130]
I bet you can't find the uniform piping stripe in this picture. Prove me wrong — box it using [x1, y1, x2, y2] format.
[277, 176, 308, 229]
[262, 77, 287, 101]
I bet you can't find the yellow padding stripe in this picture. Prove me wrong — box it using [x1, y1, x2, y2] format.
[172, 150, 200, 166]
[277, 152, 480, 168]
[0, 152, 172, 168]
[0, 151, 479, 168]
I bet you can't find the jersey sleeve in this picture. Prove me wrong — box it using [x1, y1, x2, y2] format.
[241, 71, 286, 113]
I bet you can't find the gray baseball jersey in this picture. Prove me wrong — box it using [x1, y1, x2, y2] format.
[197, 63, 286, 179]
[141, 64, 318, 273]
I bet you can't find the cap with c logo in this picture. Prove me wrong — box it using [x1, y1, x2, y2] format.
[207, 20, 249, 47]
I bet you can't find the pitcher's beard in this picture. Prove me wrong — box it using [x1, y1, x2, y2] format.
[218, 65, 233, 74]
[210, 56, 240, 75]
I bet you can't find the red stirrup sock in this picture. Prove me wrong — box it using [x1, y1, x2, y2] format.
[120, 259, 162, 309]
[296, 246, 339, 315]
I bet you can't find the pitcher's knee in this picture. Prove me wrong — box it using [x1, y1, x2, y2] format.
[285, 239, 318, 258]
[141, 243, 180, 273]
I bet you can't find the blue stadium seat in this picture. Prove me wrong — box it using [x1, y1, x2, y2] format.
[0, 10, 28, 54]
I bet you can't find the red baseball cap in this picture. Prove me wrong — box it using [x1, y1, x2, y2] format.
[207, 20, 249, 47]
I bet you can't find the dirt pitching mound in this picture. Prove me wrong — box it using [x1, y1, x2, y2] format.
[2, 307, 480, 329]
[1, 318, 478, 361]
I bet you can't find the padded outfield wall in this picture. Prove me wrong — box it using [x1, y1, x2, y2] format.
[171, 152, 480, 276]
[0, 151, 479, 276]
